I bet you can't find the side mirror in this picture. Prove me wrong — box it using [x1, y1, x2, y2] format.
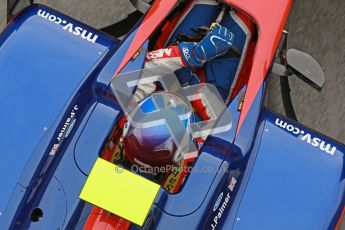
[272, 49, 325, 90]
[285, 49, 325, 90]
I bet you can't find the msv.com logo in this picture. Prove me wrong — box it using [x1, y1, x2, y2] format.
[111, 66, 232, 161]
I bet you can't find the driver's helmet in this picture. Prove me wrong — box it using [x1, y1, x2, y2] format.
[123, 92, 194, 171]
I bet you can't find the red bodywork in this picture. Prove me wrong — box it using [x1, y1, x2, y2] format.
[86, 0, 293, 229]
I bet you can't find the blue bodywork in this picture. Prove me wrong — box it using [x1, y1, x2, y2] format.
[0, 4, 344, 230]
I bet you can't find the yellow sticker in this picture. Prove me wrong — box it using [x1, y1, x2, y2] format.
[79, 158, 160, 226]
[163, 160, 184, 193]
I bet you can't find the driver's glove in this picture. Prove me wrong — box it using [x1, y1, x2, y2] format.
[179, 24, 234, 68]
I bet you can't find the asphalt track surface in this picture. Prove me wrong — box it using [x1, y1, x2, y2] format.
[267, 0, 345, 145]
[0, 0, 345, 228]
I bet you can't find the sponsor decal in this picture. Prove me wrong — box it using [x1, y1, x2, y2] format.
[228, 177, 237, 192]
[37, 9, 98, 43]
[64, 119, 76, 138]
[111, 144, 124, 164]
[275, 118, 336, 156]
[182, 47, 193, 65]
[49, 144, 59, 156]
[210, 177, 237, 230]
[49, 105, 79, 156]
[147, 48, 173, 59]
[213, 192, 224, 212]
[163, 165, 182, 193]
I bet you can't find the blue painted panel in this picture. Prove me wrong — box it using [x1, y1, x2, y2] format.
[56, 100, 121, 229]
[0, 4, 114, 222]
[26, 176, 67, 230]
[74, 100, 121, 175]
[232, 111, 345, 230]
[155, 147, 224, 216]
[151, 161, 231, 230]
[234, 84, 266, 157]
[95, 28, 146, 86]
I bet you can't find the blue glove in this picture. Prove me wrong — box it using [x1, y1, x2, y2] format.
[179, 24, 234, 68]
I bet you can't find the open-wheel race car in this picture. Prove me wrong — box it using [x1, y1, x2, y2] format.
[0, 0, 344, 229]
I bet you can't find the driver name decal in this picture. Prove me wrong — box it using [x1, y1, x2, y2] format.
[49, 105, 79, 156]
[275, 118, 336, 155]
[37, 9, 98, 43]
[209, 177, 237, 230]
